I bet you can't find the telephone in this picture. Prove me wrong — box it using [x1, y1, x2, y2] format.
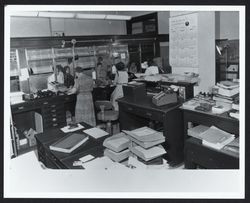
[152, 90, 177, 106]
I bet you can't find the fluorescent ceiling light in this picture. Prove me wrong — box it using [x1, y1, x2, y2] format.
[76, 13, 106, 19]
[105, 15, 131, 20]
[38, 12, 75, 18]
[11, 11, 39, 17]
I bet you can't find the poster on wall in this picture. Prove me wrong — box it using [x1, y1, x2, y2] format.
[169, 12, 198, 68]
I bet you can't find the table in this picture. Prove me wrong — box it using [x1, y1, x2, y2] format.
[117, 95, 184, 166]
[181, 107, 239, 169]
[35, 122, 107, 169]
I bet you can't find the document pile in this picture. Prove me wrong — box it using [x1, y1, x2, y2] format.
[123, 127, 166, 164]
[187, 125, 210, 139]
[212, 80, 239, 112]
[103, 132, 131, 162]
[199, 126, 235, 150]
[229, 97, 239, 120]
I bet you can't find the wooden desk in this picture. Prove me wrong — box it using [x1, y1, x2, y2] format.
[35, 122, 106, 169]
[181, 108, 239, 169]
[117, 96, 184, 166]
[135, 80, 196, 100]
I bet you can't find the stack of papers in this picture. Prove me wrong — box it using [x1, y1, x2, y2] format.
[129, 145, 166, 162]
[123, 127, 165, 143]
[104, 148, 131, 162]
[187, 125, 210, 139]
[83, 127, 109, 139]
[103, 132, 130, 162]
[103, 132, 130, 152]
[60, 124, 84, 133]
[199, 126, 235, 150]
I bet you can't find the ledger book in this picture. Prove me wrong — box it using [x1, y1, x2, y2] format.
[49, 133, 89, 153]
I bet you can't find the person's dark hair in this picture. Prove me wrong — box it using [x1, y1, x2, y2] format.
[147, 59, 154, 67]
[56, 65, 63, 72]
[97, 56, 103, 62]
[75, 66, 83, 73]
[64, 65, 70, 73]
[68, 57, 73, 64]
[115, 62, 125, 71]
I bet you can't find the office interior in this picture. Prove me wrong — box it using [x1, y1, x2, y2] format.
[8, 10, 240, 171]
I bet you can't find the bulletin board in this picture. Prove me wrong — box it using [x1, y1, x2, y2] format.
[169, 12, 198, 68]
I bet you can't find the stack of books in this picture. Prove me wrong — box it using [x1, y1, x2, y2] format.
[123, 127, 166, 165]
[103, 132, 131, 162]
[199, 126, 235, 150]
[229, 99, 239, 120]
[213, 81, 239, 111]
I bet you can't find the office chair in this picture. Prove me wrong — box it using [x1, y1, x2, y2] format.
[95, 100, 119, 135]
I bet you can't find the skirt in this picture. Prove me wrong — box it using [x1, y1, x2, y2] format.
[75, 92, 96, 126]
[111, 85, 123, 111]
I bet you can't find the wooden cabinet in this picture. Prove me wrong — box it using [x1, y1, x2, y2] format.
[216, 39, 239, 82]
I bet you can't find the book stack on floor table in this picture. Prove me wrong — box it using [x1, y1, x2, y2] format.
[123, 127, 167, 165]
[103, 132, 131, 162]
[212, 80, 239, 113]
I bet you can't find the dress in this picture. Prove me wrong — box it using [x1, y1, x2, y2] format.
[111, 71, 129, 111]
[74, 74, 96, 126]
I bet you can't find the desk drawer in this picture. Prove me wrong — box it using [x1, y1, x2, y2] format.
[43, 120, 66, 129]
[119, 104, 164, 121]
[11, 103, 33, 113]
[44, 150, 66, 169]
[43, 114, 65, 125]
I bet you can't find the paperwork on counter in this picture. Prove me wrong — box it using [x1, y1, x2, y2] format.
[83, 127, 109, 139]
[60, 123, 85, 133]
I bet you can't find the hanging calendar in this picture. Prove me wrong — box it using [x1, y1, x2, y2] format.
[169, 12, 198, 68]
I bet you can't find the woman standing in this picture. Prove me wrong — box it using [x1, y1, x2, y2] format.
[68, 67, 96, 126]
[110, 62, 129, 111]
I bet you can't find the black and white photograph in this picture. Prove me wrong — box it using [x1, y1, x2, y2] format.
[3, 3, 246, 199]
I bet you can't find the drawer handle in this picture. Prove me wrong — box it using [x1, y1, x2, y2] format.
[52, 114, 57, 117]
[18, 106, 24, 110]
[146, 112, 152, 117]
[128, 107, 133, 111]
[52, 118, 57, 122]
[53, 123, 58, 127]
[43, 101, 48, 105]
[51, 104, 56, 108]
[51, 109, 56, 113]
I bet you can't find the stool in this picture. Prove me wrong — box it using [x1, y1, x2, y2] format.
[95, 100, 119, 135]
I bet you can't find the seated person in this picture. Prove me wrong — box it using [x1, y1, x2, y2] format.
[144, 59, 159, 75]
[128, 61, 138, 81]
[47, 65, 64, 90]
[95, 62, 108, 86]
[63, 66, 75, 88]
[129, 61, 138, 74]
